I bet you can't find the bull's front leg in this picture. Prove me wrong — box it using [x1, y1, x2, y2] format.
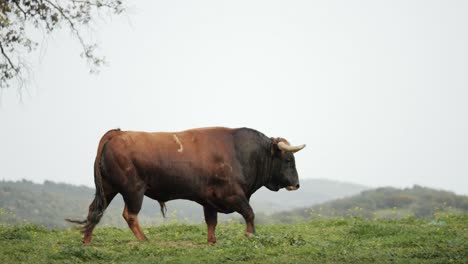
[242, 205, 255, 237]
[233, 197, 255, 237]
[203, 206, 218, 244]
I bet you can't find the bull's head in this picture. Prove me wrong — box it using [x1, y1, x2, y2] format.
[265, 138, 305, 192]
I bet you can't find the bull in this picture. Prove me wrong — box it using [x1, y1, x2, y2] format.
[66, 127, 305, 245]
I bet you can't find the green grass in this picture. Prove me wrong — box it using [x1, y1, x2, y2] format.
[0, 214, 466, 263]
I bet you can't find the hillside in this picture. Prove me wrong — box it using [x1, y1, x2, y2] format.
[0, 179, 368, 228]
[265, 185, 468, 223]
[0, 214, 466, 263]
[251, 178, 368, 213]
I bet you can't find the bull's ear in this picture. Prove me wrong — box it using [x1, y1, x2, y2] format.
[270, 137, 287, 155]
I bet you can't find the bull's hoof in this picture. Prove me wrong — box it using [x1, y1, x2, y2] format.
[132, 237, 149, 244]
[245, 232, 255, 238]
[208, 240, 217, 245]
[82, 240, 91, 246]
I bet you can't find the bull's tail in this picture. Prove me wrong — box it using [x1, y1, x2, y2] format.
[66, 129, 121, 233]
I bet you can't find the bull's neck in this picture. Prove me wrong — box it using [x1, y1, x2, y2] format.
[245, 139, 274, 198]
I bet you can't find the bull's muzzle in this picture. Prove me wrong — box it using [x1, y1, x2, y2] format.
[286, 184, 300, 191]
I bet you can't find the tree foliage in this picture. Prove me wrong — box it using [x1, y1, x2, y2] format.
[0, 0, 124, 89]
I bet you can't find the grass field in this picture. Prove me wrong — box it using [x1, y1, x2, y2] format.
[0, 214, 466, 263]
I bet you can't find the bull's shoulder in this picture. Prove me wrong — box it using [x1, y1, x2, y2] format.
[232, 127, 268, 143]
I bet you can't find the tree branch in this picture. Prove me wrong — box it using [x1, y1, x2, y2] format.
[43, 0, 88, 51]
[0, 41, 18, 73]
[0, 0, 124, 89]
[73, 0, 121, 9]
[12, 0, 28, 19]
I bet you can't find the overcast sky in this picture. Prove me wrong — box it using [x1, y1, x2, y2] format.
[1, 0, 467, 194]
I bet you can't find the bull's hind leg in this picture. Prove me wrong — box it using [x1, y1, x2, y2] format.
[122, 192, 148, 242]
[82, 191, 117, 245]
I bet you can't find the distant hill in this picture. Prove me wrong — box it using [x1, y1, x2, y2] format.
[0, 179, 368, 228]
[263, 185, 468, 223]
[250, 178, 369, 213]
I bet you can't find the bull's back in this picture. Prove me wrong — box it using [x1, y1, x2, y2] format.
[124, 127, 237, 166]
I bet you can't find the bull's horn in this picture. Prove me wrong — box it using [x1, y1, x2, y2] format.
[277, 142, 306, 153]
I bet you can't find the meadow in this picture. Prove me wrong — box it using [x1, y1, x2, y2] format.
[1, 213, 466, 263]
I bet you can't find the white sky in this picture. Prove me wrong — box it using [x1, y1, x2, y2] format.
[1, 0, 467, 194]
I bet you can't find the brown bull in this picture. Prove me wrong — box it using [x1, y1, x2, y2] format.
[67, 127, 305, 245]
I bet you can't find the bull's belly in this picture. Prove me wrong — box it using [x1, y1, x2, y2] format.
[143, 183, 237, 214]
[144, 182, 198, 202]
[140, 167, 240, 214]
[143, 192, 236, 214]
